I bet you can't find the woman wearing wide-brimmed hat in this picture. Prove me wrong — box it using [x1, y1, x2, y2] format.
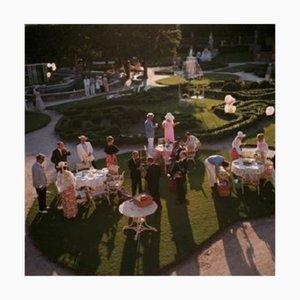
[162, 112, 180, 143]
[55, 161, 78, 219]
[231, 131, 246, 161]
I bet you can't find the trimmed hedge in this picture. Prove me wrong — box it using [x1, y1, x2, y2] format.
[53, 83, 275, 145]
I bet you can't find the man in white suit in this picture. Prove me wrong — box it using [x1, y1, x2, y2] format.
[76, 135, 97, 168]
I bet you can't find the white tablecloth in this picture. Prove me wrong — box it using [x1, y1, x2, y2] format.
[231, 159, 264, 182]
[119, 200, 157, 218]
[75, 168, 108, 189]
[155, 144, 173, 159]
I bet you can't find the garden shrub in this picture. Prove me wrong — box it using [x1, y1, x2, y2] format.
[53, 80, 275, 145]
[72, 119, 82, 128]
[126, 109, 143, 123]
[259, 80, 274, 89]
[249, 81, 260, 89]
[222, 81, 241, 91]
[208, 81, 224, 89]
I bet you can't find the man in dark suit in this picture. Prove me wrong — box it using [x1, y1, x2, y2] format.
[145, 156, 162, 208]
[170, 151, 188, 205]
[128, 150, 143, 196]
[51, 141, 71, 172]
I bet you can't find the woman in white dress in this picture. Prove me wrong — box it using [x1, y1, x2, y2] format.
[33, 87, 45, 111]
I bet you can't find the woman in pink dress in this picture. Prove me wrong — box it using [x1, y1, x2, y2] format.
[162, 112, 180, 143]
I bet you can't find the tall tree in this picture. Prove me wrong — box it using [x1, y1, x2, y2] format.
[25, 24, 182, 67]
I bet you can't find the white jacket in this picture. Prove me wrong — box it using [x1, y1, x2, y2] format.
[76, 142, 95, 163]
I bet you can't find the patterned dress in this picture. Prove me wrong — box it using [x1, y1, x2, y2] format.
[56, 170, 78, 218]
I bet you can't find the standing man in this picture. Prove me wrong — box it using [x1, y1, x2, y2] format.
[204, 155, 229, 188]
[170, 151, 188, 205]
[128, 150, 143, 196]
[51, 141, 71, 172]
[145, 157, 162, 208]
[32, 153, 49, 213]
[144, 112, 158, 156]
[76, 135, 97, 168]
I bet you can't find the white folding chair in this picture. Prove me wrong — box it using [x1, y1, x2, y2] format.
[76, 187, 96, 209]
[105, 171, 125, 203]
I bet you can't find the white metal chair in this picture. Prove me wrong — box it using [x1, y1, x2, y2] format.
[106, 171, 125, 202]
[76, 187, 96, 209]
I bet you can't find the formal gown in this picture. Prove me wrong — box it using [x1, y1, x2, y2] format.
[162, 120, 175, 143]
[33, 89, 45, 111]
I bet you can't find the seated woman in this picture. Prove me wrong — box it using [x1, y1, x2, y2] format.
[185, 131, 201, 152]
[55, 161, 78, 219]
[104, 136, 119, 172]
[170, 140, 185, 162]
[255, 133, 269, 162]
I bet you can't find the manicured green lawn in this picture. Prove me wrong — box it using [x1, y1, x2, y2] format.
[27, 150, 275, 275]
[25, 111, 51, 133]
[245, 122, 275, 148]
[156, 73, 239, 86]
[212, 51, 253, 64]
[218, 63, 268, 74]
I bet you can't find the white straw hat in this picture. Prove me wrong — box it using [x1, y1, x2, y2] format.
[164, 112, 175, 120]
[237, 131, 246, 138]
[57, 161, 68, 169]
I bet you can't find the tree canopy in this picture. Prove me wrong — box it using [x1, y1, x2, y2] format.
[25, 24, 182, 67]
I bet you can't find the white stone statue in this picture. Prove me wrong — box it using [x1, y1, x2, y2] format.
[201, 48, 212, 62]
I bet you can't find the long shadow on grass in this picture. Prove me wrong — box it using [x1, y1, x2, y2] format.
[187, 158, 206, 196]
[248, 181, 275, 262]
[162, 182, 196, 263]
[211, 179, 275, 275]
[119, 209, 162, 275]
[28, 199, 121, 275]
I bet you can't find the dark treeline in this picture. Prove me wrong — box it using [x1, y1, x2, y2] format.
[25, 24, 274, 67]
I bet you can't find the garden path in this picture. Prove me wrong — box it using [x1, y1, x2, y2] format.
[25, 66, 274, 275]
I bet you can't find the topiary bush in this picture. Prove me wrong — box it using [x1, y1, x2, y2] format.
[222, 81, 241, 92]
[259, 80, 274, 89]
[248, 81, 260, 89]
